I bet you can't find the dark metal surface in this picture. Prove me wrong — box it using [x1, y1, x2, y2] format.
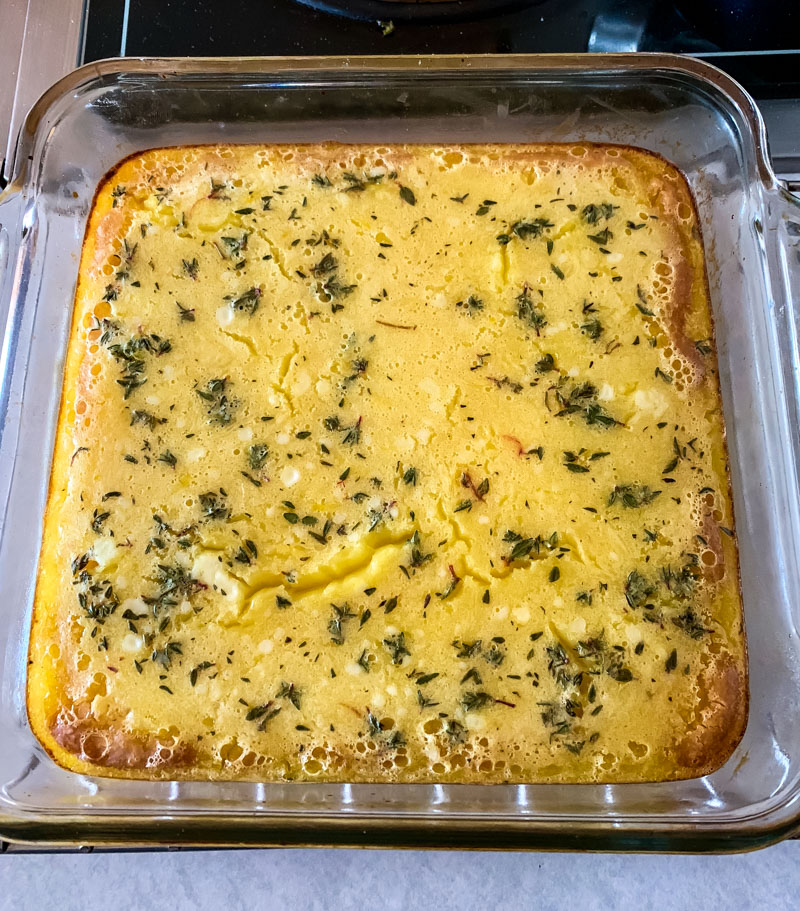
[294, 0, 539, 22]
[82, 0, 800, 59]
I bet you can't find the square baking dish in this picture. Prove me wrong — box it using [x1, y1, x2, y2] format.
[0, 54, 799, 851]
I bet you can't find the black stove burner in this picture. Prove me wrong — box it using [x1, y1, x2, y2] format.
[294, 0, 538, 23]
[82, 0, 800, 102]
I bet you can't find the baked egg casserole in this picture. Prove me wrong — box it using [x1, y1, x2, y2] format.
[27, 143, 747, 782]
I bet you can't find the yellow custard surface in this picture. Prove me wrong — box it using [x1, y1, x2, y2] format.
[27, 143, 747, 782]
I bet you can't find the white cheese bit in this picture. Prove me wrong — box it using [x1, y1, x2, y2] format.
[598, 383, 615, 402]
[386, 684, 398, 697]
[237, 427, 253, 442]
[490, 250, 504, 280]
[293, 371, 311, 396]
[606, 252, 623, 265]
[276, 432, 290, 445]
[120, 597, 146, 614]
[280, 465, 301, 487]
[511, 606, 531, 624]
[416, 427, 431, 445]
[121, 633, 144, 654]
[492, 605, 509, 621]
[420, 377, 442, 409]
[257, 639, 274, 656]
[371, 691, 386, 709]
[568, 617, 587, 637]
[92, 538, 117, 571]
[162, 365, 175, 380]
[478, 515, 490, 525]
[345, 662, 365, 676]
[191, 552, 243, 603]
[216, 305, 234, 328]
[466, 714, 486, 731]
[315, 379, 331, 397]
[187, 447, 207, 463]
[545, 320, 568, 338]
[145, 395, 161, 406]
[633, 387, 668, 420]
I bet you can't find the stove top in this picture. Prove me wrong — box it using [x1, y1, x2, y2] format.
[81, 0, 796, 59]
[2, 0, 799, 187]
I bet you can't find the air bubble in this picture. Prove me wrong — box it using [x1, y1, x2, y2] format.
[220, 742, 243, 762]
[82, 731, 109, 761]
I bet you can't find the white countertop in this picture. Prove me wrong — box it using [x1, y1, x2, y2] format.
[0, 841, 797, 910]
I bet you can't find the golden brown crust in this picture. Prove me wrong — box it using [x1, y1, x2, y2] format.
[50, 714, 197, 772]
[673, 655, 748, 774]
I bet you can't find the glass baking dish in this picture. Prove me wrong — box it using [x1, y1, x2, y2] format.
[0, 53, 799, 852]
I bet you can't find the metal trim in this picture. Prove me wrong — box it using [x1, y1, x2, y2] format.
[1, 0, 87, 185]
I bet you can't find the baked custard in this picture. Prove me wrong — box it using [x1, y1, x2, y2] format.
[28, 143, 747, 781]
